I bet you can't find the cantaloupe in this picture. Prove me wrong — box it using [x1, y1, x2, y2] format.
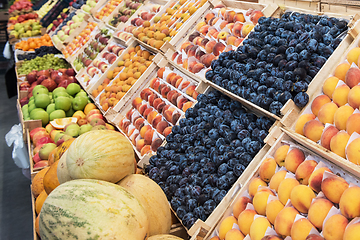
[148, 234, 184, 240]
[47, 147, 58, 166]
[66, 130, 135, 183]
[39, 179, 149, 239]
[118, 174, 172, 236]
[57, 151, 72, 184]
[43, 160, 60, 194]
[53, 138, 75, 163]
[31, 167, 49, 198]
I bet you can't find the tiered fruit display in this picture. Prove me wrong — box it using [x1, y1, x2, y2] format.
[62, 22, 99, 58]
[80, 42, 125, 82]
[73, 29, 113, 71]
[108, 0, 144, 28]
[9, 19, 42, 39]
[205, 12, 348, 116]
[146, 90, 274, 229]
[170, 6, 264, 75]
[21, 81, 92, 128]
[17, 46, 61, 60]
[8, 0, 33, 17]
[36, 0, 58, 18]
[8, 12, 38, 24]
[213, 142, 360, 240]
[52, 12, 88, 44]
[133, 0, 207, 49]
[46, 10, 69, 33]
[94, 0, 124, 20]
[82, 0, 99, 13]
[17, 54, 70, 75]
[15, 34, 53, 51]
[91, 46, 154, 111]
[295, 44, 360, 165]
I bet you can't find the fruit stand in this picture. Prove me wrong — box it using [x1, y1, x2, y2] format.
[6, 0, 360, 239]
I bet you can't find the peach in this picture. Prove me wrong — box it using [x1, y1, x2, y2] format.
[151, 115, 163, 128]
[144, 129, 155, 145]
[241, 22, 254, 37]
[330, 131, 350, 158]
[147, 111, 158, 124]
[303, 120, 324, 142]
[311, 95, 331, 116]
[295, 160, 317, 185]
[171, 112, 181, 125]
[138, 104, 148, 115]
[139, 125, 152, 138]
[343, 220, 360, 240]
[318, 102, 338, 124]
[348, 85, 360, 109]
[266, 198, 284, 225]
[213, 42, 225, 56]
[156, 121, 168, 135]
[134, 118, 145, 130]
[269, 170, 287, 192]
[290, 185, 316, 213]
[274, 145, 290, 166]
[308, 167, 332, 193]
[291, 218, 316, 240]
[248, 177, 267, 198]
[182, 102, 193, 112]
[345, 67, 360, 88]
[339, 186, 360, 219]
[151, 138, 162, 152]
[262, 236, 283, 240]
[190, 63, 205, 73]
[278, 178, 300, 205]
[295, 114, 316, 135]
[132, 97, 142, 109]
[140, 145, 151, 155]
[233, 22, 243, 37]
[148, 94, 158, 106]
[334, 63, 351, 81]
[334, 105, 354, 130]
[285, 148, 305, 173]
[320, 126, 339, 150]
[238, 209, 256, 236]
[143, 108, 154, 119]
[332, 85, 350, 107]
[323, 214, 348, 240]
[204, 12, 215, 24]
[347, 47, 360, 65]
[253, 190, 275, 215]
[196, 21, 206, 31]
[200, 53, 215, 68]
[163, 126, 172, 137]
[136, 139, 145, 152]
[210, 237, 220, 240]
[219, 216, 238, 240]
[232, 196, 252, 219]
[323, 76, 339, 98]
[225, 229, 244, 240]
[205, 40, 216, 53]
[234, 12, 245, 22]
[306, 235, 325, 240]
[153, 98, 163, 109]
[346, 113, 360, 135]
[308, 198, 334, 230]
[259, 157, 277, 182]
[249, 217, 271, 240]
[249, 10, 264, 24]
[274, 207, 299, 238]
[321, 174, 349, 204]
[346, 138, 360, 164]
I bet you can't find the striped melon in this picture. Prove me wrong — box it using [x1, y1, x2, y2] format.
[57, 151, 72, 184]
[52, 138, 75, 164]
[118, 174, 172, 236]
[148, 235, 184, 240]
[39, 179, 149, 239]
[66, 130, 134, 183]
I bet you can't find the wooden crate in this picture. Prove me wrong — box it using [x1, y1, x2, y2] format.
[320, 0, 360, 16]
[17, 99, 42, 142]
[259, 0, 321, 11]
[105, 56, 206, 164]
[279, 23, 360, 176]
[199, 127, 360, 240]
[133, 0, 211, 53]
[91, 0, 124, 22]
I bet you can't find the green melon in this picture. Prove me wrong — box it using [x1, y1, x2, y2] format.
[39, 179, 149, 239]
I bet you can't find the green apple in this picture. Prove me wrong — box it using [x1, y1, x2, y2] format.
[65, 124, 80, 137]
[46, 103, 56, 114]
[31, 109, 49, 127]
[52, 87, 67, 96]
[66, 108, 75, 117]
[55, 96, 72, 112]
[33, 85, 48, 97]
[54, 131, 65, 143]
[53, 91, 70, 99]
[30, 108, 44, 119]
[22, 104, 28, 114]
[92, 125, 107, 130]
[28, 103, 36, 113]
[72, 96, 88, 111]
[29, 99, 34, 105]
[48, 93, 53, 99]
[50, 109, 66, 121]
[35, 94, 51, 109]
[29, 96, 34, 102]
[79, 124, 93, 135]
[75, 90, 87, 98]
[39, 143, 57, 160]
[66, 83, 81, 96]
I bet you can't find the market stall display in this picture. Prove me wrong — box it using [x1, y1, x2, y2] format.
[6, 0, 360, 239]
